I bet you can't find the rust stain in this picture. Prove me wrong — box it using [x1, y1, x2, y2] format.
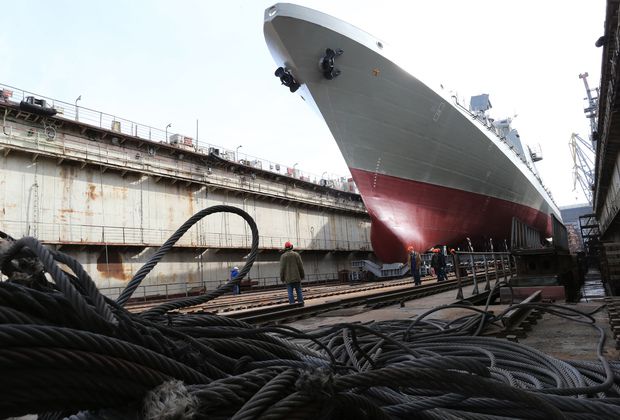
[96, 249, 128, 281]
[187, 187, 194, 216]
[87, 184, 99, 200]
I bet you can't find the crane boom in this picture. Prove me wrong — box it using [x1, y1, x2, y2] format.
[569, 133, 595, 205]
[579, 72, 599, 140]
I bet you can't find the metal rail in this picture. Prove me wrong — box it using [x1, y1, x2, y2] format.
[129, 277, 420, 314]
[496, 290, 543, 339]
[0, 82, 354, 191]
[226, 277, 481, 325]
[452, 251, 515, 300]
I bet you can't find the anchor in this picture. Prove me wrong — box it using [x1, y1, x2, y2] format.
[319, 48, 343, 80]
[274, 67, 300, 93]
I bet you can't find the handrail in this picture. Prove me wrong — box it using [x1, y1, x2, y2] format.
[99, 272, 340, 302]
[0, 82, 357, 193]
[0, 219, 372, 252]
[0, 124, 365, 213]
[451, 251, 515, 300]
[450, 95, 557, 207]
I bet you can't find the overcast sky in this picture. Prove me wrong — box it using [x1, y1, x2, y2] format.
[2, 0, 605, 207]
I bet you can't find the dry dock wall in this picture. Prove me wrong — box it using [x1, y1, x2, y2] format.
[0, 106, 373, 299]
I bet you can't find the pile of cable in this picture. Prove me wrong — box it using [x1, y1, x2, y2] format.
[0, 205, 619, 419]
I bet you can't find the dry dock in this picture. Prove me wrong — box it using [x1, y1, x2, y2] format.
[0, 83, 373, 299]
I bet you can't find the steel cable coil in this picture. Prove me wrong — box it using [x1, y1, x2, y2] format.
[2, 206, 620, 418]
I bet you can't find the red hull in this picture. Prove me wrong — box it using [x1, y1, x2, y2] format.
[350, 168, 552, 263]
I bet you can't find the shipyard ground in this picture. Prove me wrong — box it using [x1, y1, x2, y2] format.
[6, 267, 620, 419]
[285, 269, 619, 361]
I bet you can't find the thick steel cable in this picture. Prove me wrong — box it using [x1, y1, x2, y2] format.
[231, 368, 297, 420]
[117, 205, 259, 307]
[50, 249, 118, 325]
[0, 324, 211, 384]
[0, 237, 112, 332]
[2, 208, 620, 418]
[332, 364, 566, 419]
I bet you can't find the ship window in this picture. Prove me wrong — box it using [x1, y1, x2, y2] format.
[376, 41, 383, 49]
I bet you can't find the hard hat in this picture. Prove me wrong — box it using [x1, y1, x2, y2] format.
[284, 241, 293, 249]
[233, 266, 239, 270]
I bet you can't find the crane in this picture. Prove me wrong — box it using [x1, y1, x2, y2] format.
[569, 133, 595, 205]
[579, 72, 599, 142]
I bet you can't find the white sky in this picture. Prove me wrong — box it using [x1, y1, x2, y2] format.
[2, 0, 605, 207]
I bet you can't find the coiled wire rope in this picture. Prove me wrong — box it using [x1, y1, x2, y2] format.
[0, 205, 619, 419]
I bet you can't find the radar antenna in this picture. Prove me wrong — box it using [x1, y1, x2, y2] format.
[569, 132, 595, 205]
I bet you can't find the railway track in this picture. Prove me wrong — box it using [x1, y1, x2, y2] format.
[228, 276, 488, 325]
[127, 267, 512, 325]
[127, 276, 427, 314]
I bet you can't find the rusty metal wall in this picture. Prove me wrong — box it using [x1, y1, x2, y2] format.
[66, 248, 372, 300]
[0, 155, 371, 247]
[0, 152, 373, 294]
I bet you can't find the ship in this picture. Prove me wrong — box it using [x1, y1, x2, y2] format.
[263, 3, 562, 263]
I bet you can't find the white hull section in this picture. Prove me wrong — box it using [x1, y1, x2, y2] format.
[264, 4, 561, 223]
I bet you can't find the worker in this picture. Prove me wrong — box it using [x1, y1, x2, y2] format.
[407, 245, 422, 286]
[230, 266, 240, 295]
[431, 248, 448, 282]
[279, 241, 305, 304]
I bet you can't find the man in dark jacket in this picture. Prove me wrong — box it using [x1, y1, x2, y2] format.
[280, 241, 305, 304]
[431, 248, 448, 282]
[407, 246, 422, 286]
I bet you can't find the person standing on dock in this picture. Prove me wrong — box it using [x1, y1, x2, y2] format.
[431, 248, 448, 282]
[407, 246, 422, 286]
[280, 241, 305, 305]
[230, 266, 240, 295]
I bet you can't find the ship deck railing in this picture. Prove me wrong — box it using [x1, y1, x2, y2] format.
[450, 95, 557, 206]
